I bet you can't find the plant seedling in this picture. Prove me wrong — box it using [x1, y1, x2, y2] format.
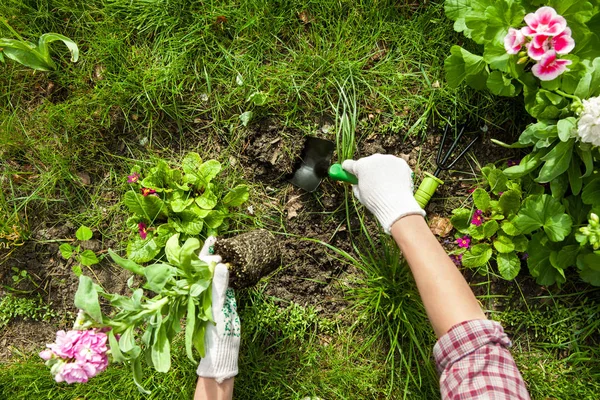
[59, 226, 100, 275]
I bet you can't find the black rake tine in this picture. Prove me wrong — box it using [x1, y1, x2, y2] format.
[442, 133, 480, 171]
[438, 124, 467, 168]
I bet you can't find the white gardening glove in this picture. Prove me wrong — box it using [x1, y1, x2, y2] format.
[196, 237, 240, 383]
[342, 154, 426, 234]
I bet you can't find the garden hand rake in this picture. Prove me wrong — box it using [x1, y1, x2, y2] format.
[413, 123, 480, 208]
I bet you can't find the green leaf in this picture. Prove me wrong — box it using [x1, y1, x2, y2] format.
[501, 220, 521, 236]
[124, 191, 166, 221]
[182, 152, 202, 179]
[486, 169, 508, 195]
[74, 275, 103, 323]
[196, 160, 222, 187]
[119, 326, 136, 353]
[465, 1, 525, 45]
[445, 46, 488, 90]
[193, 322, 207, 358]
[486, 71, 516, 96]
[483, 44, 511, 73]
[483, 220, 499, 239]
[582, 178, 600, 205]
[223, 184, 250, 207]
[473, 188, 490, 212]
[493, 234, 515, 254]
[577, 252, 600, 286]
[171, 211, 204, 235]
[38, 33, 79, 63]
[551, 245, 580, 269]
[151, 325, 171, 373]
[550, 173, 569, 199]
[450, 208, 472, 233]
[140, 160, 170, 190]
[577, 147, 594, 178]
[108, 249, 146, 275]
[59, 243, 73, 259]
[497, 252, 521, 280]
[239, 111, 253, 126]
[557, 117, 577, 142]
[144, 263, 176, 293]
[503, 152, 544, 178]
[514, 195, 572, 242]
[204, 210, 225, 229]
[527, 233, 566, 286]
[0, 38, 53, 71]
[513, 235, 528, 252]
[165, 234, 181, 266]
[76, 225, 93, 241]
[170, 192, 194, 213]
[185, 296, 197, 363]
[462, 243, 493, 268]
[127, 237, 161, 264]
[567, 158, 582, 196]
[79, 249, 99, 266]
[498, 190, 521, 217]
[444, 0, 472, 31]
[537, 139, 575, 183]
[179, 238, 201, 276]
[109, 329, 126, 363]
[195, 189, 218, 210]
[247, 91, 268, 106]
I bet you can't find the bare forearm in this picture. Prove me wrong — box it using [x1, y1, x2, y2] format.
[391, 215, 486, 337]
[194, 377, 234, 400]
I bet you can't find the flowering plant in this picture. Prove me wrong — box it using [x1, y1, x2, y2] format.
[444, 0, 600, 286]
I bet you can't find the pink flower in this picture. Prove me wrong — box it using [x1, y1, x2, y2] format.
[471, 210, 484, 227]
[521, 7, 567, 38]
[138, 222, 148, 240]
[39, 350, 54, 360]
[127, 172, 140, 184]
[532, 51, 572, 81]
[48, 330, 83, 359]
[504, 28, 526, 54]
[527, 28, 575, 60]
[59, 362, 96, 384]
[456, 236, 471, 249]
[450, 254, 463, 266]
[140, 187, 156, 197]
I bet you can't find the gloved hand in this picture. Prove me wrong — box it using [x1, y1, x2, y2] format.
[342, 154, 426, 234]
[196, 237, 240, 383]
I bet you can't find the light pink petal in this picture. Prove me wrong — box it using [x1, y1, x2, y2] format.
[521, 26, 535, 37]
[531, 34, 549, 49]
[504, 28, 525, 54]
[536, 7, 558, 25]
[39, 350, 54, 361]
[524, 12, 539, 30]
[532, 51, 572, 81]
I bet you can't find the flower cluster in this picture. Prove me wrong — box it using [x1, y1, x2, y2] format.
[504, 7, 574, 81]
[40, 326, 109, 384]
[577, 97, 600, 147]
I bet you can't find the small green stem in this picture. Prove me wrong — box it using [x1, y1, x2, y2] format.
[554, 89, 581, 102]
[0, 18, 25, 42]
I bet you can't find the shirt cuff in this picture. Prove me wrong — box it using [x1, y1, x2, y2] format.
[433, 319, 511, 374]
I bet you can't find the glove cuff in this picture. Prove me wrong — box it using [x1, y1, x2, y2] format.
[196, 330, 240, 383]
[370, 192, 426, 234]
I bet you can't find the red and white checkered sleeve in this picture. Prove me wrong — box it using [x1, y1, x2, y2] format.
[433, 319, 530, 400]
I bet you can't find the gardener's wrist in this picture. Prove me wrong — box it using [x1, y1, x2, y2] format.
[390, 214, 427, 238]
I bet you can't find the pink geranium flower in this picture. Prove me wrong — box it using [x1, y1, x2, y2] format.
[521, 6, 567, 38]
[471, 210, 484, 227]
[504, 28, 526, 54]
[456, 236, 471, 249]
[532, 51, 572, 81]
[527, 28, 575, 60]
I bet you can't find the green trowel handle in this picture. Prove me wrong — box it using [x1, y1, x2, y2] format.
[414, 172, 444, 208]
[329, 164, 358, 184]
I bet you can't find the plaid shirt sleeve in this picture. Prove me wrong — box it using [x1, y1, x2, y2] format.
[433, 319, 530, 400]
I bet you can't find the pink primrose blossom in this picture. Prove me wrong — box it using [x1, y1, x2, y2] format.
[532, 51, 572, 81]
[450, 254, 463, 266]
[127, 172, 140, 184]
[504, 28, 526, 54]
[138, 222, 148, 240]
[140, 187, 157, 197]
[471, 210, 484, 227]
[456, 236, 471, 249]
[527, 28, 575, 60]
[521, 6, 567, 38]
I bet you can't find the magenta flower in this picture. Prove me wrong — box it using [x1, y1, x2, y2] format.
[504, 28, 526, 54]
[532, 51, 572, 81]
[471, 210, 484, 227]
[140, 187, 156, 197]
[138, 222, 148, 240]
[450, 254, 463, 266]
[456, 236, 471, 249]
[468, 187, 477, 194]
[127, 172, 140, 184]
[527, 27, 575, 60]
[521, 7, 567, 38]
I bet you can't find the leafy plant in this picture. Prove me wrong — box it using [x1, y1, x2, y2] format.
[0, 293, 57, 328]
[74, 234, 214, 393]
[0, 19, 79, 71]
[59, 226, 100, 276]
[123, 153, 249, 263]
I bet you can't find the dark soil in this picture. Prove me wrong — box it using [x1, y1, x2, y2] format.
[0, 115, 527, 360]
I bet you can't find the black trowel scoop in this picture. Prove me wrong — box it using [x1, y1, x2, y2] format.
[290, 137, 358, 192]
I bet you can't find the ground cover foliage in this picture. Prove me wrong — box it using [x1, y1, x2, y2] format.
[1, 0, 599, 399]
